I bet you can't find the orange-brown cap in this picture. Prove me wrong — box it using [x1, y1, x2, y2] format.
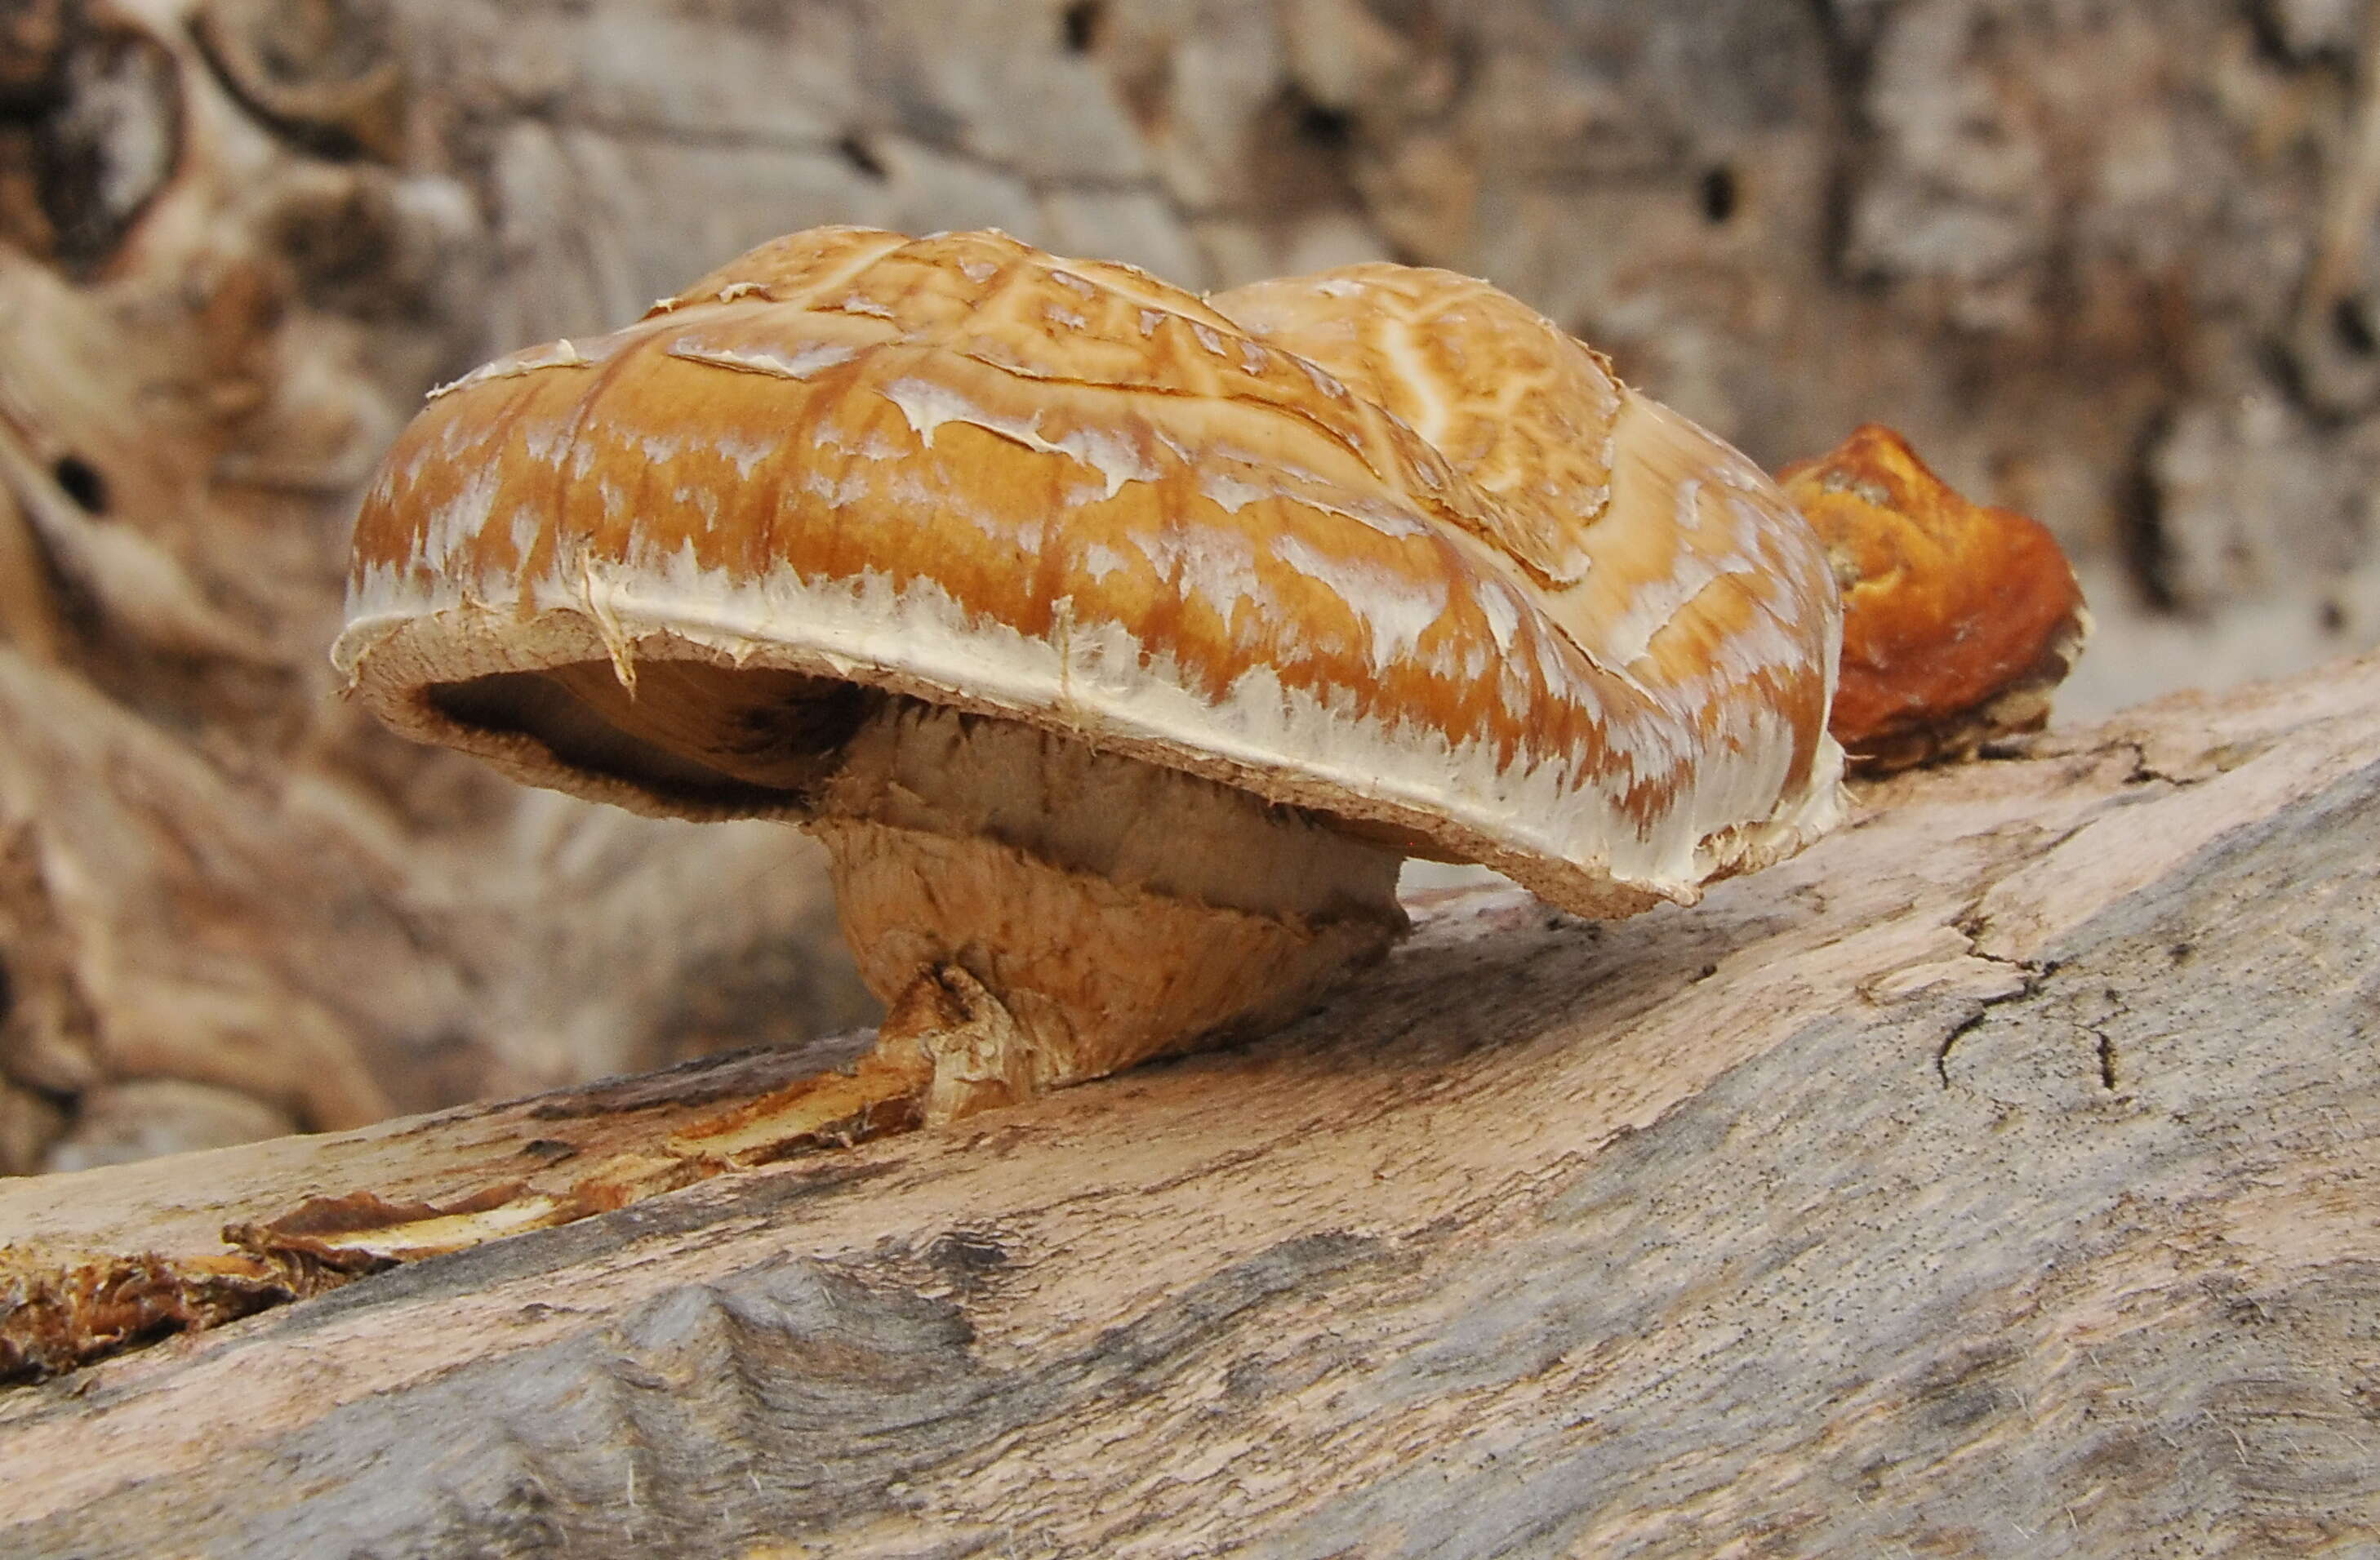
[336, 229, 1845, 916]
[1781, 424, 2089, 773]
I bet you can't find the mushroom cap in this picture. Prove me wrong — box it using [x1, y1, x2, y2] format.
[1780, 423, 2089, 772]
[337, 228, 1844, 917]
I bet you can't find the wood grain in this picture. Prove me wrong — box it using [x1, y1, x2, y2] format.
[2, 654, 2376, 1555]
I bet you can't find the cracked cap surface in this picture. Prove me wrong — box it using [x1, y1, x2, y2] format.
[338, 227, 1845, 915]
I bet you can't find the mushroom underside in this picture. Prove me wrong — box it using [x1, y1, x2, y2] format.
[425, 660, 1410, 1120]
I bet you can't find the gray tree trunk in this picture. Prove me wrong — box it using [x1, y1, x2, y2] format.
[2, 654, 2374, 1557]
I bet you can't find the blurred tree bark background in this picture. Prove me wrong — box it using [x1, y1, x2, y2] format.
[3, 0, 2376, 1171]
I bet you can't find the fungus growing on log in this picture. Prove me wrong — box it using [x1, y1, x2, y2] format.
[1781, 424, 2090, 774]
[335, 226, 1850, 1128]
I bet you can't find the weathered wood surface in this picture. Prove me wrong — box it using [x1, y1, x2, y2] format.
[2, 656, 2376, 1556]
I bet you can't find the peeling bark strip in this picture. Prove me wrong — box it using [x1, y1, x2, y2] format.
[0, 656, 2375, 1553]
[0, 1029, 887, 1377]
[0, 1252, 308, 1382]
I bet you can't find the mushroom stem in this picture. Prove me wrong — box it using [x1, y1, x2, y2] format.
[812, 700, 1409, 1122]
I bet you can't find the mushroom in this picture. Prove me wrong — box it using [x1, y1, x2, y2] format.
[336, 227, 1846, 1130]
[1779, 424, 2089, 773]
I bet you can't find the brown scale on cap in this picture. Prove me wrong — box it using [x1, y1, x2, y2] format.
[1780, 424, 2089, 775]
[337, 226, 1847, 1140]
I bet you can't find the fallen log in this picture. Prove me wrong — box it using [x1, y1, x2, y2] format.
[2, 655, 2377, 1555]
